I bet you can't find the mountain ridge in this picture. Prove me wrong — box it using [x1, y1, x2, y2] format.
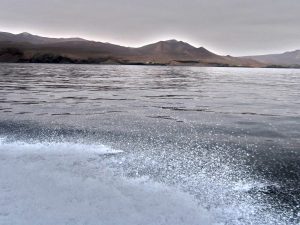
[0, 31, 87, 44]
[0, 31, 265, 67]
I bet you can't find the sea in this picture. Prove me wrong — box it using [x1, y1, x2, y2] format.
[0, 63, 299, 225]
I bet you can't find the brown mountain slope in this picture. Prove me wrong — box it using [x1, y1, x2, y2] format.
[126, 40, 263, 67]
[0, 31, 264, 67]
[128, 40, 218, 63]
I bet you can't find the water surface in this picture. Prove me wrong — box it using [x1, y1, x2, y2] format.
[0, 63, 299, 224]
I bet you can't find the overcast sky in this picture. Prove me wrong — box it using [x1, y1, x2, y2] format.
[0, 0, 299, 56]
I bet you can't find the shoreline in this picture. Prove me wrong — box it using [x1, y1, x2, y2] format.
[1, 61, 299, 69]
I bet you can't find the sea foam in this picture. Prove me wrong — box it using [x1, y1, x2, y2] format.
[0, 136, 212, 225]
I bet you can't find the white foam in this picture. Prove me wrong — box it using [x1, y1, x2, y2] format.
[0, 137, 123, 155]
[0, 137, 212, 225]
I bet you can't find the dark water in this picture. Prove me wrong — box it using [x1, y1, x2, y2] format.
[0, 63, 299, 224]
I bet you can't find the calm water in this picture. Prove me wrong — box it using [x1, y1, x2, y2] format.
[0, 63, 299, 224]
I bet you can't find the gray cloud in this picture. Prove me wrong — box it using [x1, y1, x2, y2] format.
[0, 0, 299, 55]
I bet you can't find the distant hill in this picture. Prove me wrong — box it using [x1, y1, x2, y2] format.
[244, 50, 300, 68]
[0, 31, 86, 44]
[0, 31, 263, 67]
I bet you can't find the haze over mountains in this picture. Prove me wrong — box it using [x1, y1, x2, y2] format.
[0, 31, 299, 68]
[244, 50, 300, 67]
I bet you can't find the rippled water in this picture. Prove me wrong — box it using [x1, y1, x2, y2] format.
[0, 63, 299, 224]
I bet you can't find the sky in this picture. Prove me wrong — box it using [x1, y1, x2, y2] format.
[0, 0, 299, 56]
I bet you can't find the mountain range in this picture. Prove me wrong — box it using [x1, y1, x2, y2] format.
[0, 31, 299, 68]
[244, 50, 300, 67]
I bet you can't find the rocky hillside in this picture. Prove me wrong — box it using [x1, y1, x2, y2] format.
[0, 31, 264, 67]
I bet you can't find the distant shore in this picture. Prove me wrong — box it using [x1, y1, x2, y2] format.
[1, 31, 300, 69]
[1, 61, 299, 69]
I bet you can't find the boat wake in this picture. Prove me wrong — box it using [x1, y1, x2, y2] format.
[0, 135, 297, 225]
[0, 136, 212, 225]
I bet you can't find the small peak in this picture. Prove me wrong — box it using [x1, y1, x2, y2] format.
[19, 32, 32, 36]
[165, 39, 180, 43]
